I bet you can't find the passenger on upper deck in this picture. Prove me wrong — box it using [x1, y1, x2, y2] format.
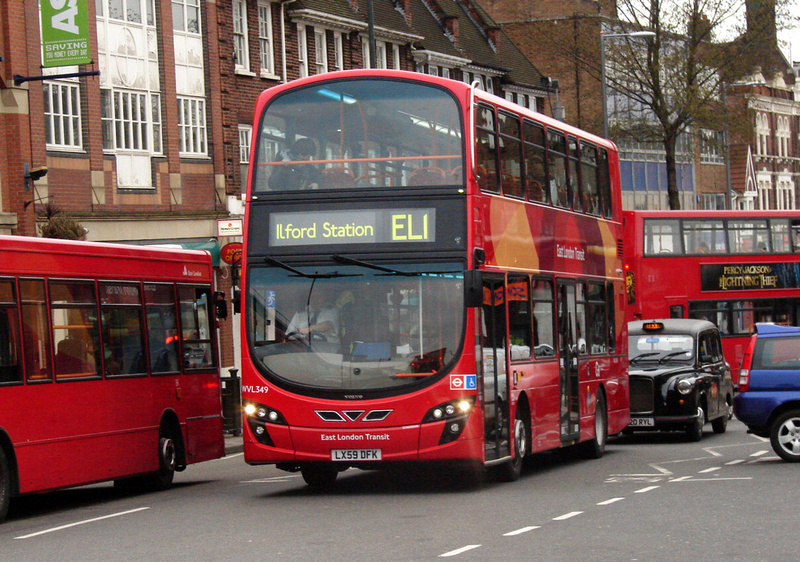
[268, 138, 322, 191]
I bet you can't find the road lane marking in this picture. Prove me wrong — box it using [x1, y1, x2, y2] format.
[670, 476, 693, 482]
[726, 459, 745, 465]
[634, 486, 660, 493]
[698, 467, 720, 473]
[504, 526, 540, 536]
[553, 511, 583, 521]
[597, 498, 624, 506]
[751, 450, 769, 457]
[440, 545, 481, 557]
[241, 475, 301, 483]
[15, 507, 150, 540]
[212, 452, 243, 461]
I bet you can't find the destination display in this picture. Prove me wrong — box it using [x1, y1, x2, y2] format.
[701, 263, 800, 292]
[270, 208, 435, 247]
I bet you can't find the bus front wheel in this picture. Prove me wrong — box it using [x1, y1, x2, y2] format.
[301, 464, 338, 488]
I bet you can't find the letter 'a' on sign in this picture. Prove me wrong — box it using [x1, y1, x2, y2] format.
[40, 0, 92, 68]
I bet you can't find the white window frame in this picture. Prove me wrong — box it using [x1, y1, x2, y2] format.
[239, 124, 252, 194]
[298, 24, 308, 78]
[171, 0, 199, 33]
[391, 43, 401, 70]
[314, 27, 327, 74]
[101, 88, 161, 154]
[44, 80, 83, 151]
[177, 96, 208, 156]
[233, 0, 250, 73]
[333, 32, 344, 71]
[258, 1, 275, 76]
[700, 129, 725, 165]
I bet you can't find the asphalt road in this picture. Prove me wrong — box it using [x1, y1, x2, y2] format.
[1, 420, 793, 561]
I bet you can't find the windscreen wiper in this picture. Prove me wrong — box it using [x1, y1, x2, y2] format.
[331, 255, 459, 276]
[331, 254, 413, 276]
[264, 256, 357, 279]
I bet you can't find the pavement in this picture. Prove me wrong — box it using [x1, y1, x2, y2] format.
[224, 433, 244, 455]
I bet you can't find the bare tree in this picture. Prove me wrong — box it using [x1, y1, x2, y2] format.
[604, 0, 791, 208]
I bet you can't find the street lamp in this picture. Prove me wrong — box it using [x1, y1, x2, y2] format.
[600, 30, 656, 138]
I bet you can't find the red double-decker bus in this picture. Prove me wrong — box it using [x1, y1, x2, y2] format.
[0, 236, 225, 521]
[623, 209, 800, 383]
[241, 70, 629, 485]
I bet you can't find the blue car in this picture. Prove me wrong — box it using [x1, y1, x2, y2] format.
[734, 323, 800, 462]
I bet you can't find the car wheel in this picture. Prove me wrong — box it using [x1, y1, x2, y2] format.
[770, 410, 800, 462]
[580, 390, 607, 459]
[686, 405, 704, 442]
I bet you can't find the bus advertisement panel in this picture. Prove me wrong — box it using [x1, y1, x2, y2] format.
[0, 236, 225, 521]
[623, 209, 800, 383]
[242, 70, 629, 486]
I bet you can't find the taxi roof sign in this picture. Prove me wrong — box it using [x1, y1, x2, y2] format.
[643, 321, 665, 331]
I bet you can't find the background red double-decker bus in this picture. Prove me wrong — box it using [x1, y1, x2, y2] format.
[0, 236, 225, 521]
[623, 209, 800, 383]
[241, 70, 629, 486]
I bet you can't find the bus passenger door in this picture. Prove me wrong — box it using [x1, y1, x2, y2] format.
[557, 281, 580, 443]
[480, 275, 510, 462]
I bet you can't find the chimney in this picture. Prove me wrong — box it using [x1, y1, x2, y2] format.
[399, 0, 413, 26]
[487, 26, 500, 53]
[444, 16, 459, 48]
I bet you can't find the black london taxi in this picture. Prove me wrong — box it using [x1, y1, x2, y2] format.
[627, 319, 734, 441]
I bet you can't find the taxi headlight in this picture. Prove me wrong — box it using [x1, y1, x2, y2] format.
[677, 379, 693, 395]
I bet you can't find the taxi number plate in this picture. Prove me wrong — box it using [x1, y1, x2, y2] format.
[629, 418, 655, 427]
[331, 449, 382, 461]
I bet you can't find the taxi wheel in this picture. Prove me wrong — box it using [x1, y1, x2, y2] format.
[711, 406, 729, 434]
[301, 464, 339, 488]
[686, 405, 704, 442]
[770, 410, 800, 462]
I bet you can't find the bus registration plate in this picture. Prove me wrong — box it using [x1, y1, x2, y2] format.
[331, 449, 382, 461]
[629, 418, 654, 427]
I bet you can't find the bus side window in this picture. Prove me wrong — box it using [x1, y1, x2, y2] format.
[20, 279, 52, 382]
[475, 104, 499, 193]
[532, 279, 555, 358]
[507, 275, 531, 361]
[0, 280, 23, 384]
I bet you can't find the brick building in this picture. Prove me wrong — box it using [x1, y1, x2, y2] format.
[0, 0, 550, 373]
[476, 0, 798, 211]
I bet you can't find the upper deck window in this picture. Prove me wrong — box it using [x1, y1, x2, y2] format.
[252, 79, 464, 192]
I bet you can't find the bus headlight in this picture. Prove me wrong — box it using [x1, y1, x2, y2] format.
[243, 401, 287, 447]
[422, 397, 475, 445]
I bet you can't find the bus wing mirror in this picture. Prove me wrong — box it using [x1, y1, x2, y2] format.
[214, 291, 228, 320]
[232, 287, 241, 314]
[464, 269, 483, 308]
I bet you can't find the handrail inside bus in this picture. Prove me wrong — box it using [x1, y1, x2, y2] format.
[257, 154, 461, 167]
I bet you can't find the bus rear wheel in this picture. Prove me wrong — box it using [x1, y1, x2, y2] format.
[301, 464, 338, 488]
[0, 448, 11, 523]
[580, 390, 607, 459]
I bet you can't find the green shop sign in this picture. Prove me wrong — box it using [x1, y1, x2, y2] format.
[40, 0, 91, 68]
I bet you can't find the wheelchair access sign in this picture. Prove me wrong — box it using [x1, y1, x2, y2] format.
[449, 374, 476, 391]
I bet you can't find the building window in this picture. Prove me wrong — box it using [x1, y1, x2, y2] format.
[233, 0, 250, 72]
[333, 32, 344, 71]
[298, 24, 308, 78]
[43, 81, 82, 150]
[239, 125, 251, 194]
[171, 0, 200, 33]
[101, 89, 161, 153]
[258, 1, 274, 76]
[700, 129, 725, 165]
[314, 28, 327, 74]
[177, 96, 207, 156]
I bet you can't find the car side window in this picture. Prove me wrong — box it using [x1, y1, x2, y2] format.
[698, 333, 712, 364]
